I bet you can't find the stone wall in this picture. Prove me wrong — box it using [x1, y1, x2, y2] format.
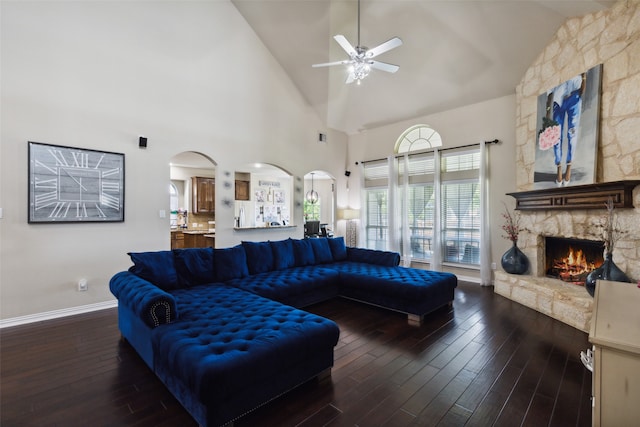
[515, 0, 640, 281]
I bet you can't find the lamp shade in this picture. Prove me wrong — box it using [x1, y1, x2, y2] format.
[340, 208, 360, 220]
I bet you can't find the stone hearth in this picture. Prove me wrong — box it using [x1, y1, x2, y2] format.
[494, 271, 593, 332]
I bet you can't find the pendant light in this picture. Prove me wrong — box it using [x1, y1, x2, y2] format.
[305, 173, 319, 204]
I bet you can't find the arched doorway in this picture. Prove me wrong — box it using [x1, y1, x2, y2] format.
[235, 163, 293, 228]
[169, 151, 216, 248]
[304, 170, 336, 237]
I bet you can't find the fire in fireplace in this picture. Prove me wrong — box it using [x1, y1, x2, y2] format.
[545, 237, 604, 285]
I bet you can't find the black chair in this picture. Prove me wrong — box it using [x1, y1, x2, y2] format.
[304, 221, 320, 238]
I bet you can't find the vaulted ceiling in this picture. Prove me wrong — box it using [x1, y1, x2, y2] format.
[231, 0, 613, 135]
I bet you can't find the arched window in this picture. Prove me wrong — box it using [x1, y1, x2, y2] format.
[395, 125, 442, 154]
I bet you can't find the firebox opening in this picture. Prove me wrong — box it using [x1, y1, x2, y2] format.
[545, 237, 604, 286]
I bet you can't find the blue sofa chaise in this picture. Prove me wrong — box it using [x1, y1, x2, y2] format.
[110, 237, 457, 426]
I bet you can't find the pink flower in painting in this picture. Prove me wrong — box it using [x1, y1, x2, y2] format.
[538, 125, 561, 150]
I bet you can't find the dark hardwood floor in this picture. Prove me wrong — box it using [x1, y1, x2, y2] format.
[1, 282, 592, 426]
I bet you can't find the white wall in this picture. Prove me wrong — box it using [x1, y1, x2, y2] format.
[343, 95, 517, 280]
[0, 1, 347, 320]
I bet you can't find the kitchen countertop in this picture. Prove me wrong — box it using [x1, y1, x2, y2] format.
[171, 229, 213, 235]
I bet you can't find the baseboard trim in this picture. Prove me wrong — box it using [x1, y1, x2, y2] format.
[0, 300, 118, 329]
[457, 274, 481, 284]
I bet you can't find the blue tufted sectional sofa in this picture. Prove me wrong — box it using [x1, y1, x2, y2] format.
[110, 236, 457, 426]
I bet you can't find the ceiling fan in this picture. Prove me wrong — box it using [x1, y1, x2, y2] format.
[312, 0, 402, 85]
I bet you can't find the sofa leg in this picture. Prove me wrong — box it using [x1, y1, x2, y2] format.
[316, 368, 332, 382]
[407, 314, 423, 326]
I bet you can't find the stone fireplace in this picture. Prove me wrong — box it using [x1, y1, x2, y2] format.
[495, 2, 640, 333]
[495, 183, 640, 332]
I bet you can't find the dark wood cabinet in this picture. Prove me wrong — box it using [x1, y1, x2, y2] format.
[173, 231, 213, 249]
[192, 177, 215, 214]
[170, 231, 184, 250]
[235, 180, 250, 201]
[183, 232, 213, 248]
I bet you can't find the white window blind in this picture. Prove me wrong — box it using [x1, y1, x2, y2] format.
[401, 152, 436, 260]
[441, 149, 481, 265]
[363, 160, 389, 250]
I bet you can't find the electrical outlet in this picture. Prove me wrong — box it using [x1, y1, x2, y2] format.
[77, 278, 88, 291]
[491, 262, 497, 270]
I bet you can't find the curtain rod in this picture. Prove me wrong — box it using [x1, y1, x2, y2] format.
[359, 139, 500, 165]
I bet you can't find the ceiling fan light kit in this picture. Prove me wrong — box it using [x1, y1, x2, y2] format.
[312, 0, 402, 85]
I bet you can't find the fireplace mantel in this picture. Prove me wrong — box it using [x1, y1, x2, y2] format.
[507, 180, 640, 210]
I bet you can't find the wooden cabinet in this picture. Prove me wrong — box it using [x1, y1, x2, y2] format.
[172, 231, 214, 249]
[192, 177, 215, 214]
[182, 232, 213, 248]
[235, 180, 250, 201]
[589, 279, 640, 426]
[170, 231, 184, 250]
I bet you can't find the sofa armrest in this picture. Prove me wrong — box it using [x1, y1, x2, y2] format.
[109, 271, 178, 327]
[346, 247, 400, 267]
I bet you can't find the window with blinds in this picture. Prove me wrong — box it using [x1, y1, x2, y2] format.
[441, 149, 480, 265]
[365, 189, 388, 250]
[400, 152, 436, 260]
[362, 145, 481, 266]
[363, 159, 389, 251]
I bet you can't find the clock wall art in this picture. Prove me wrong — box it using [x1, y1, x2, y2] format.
[28, 141, 125, 223]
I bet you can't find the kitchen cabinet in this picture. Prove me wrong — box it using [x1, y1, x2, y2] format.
[588, 279, 640, 426]
[235, 180, 250, 201]
[192, 177, 215, 214]
[183, 232, 213, 248]
[170, 231, 184, 250]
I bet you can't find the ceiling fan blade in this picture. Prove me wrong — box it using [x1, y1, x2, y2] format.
[334, 35, 357, 57]
[370, 60, 400, 73]
[312, 60, 351, 68]
[366, 37, 403, 58]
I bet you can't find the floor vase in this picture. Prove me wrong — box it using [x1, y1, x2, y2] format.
[501, 241, 529, 275]
[585, 253, 630, 297]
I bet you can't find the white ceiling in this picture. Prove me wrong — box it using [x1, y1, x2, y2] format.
[231, 0, 613, 135]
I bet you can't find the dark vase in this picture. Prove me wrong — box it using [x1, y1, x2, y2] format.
[585, 253, 631, 297]
[501, 241, 529, 275]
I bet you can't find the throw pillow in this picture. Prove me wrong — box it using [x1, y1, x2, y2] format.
[128, 250, 178, 291]
[328, 237, 348, 261]
[291, 238, 316, 266]
[270, 238, 296, 270]
[215, 245, 249, 282]
[173, 247, 215, 287]
[309, 238, 333, 264]
[242, 241, 275, 274]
